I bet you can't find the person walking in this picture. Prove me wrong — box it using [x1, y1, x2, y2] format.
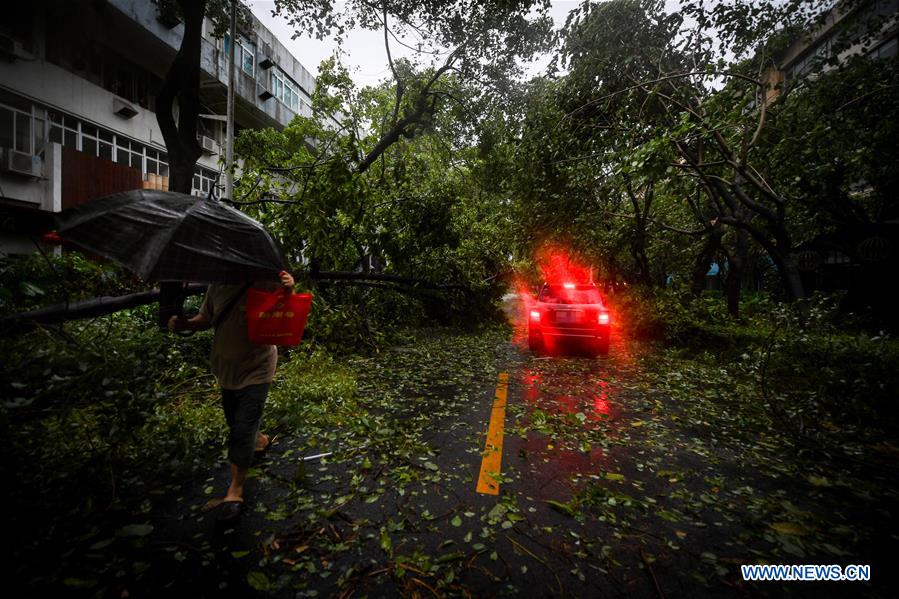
[168, 270, 295, 521]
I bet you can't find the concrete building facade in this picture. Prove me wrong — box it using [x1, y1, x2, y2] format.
[0, 0, 321, 254]
[762, 0, 898, 103]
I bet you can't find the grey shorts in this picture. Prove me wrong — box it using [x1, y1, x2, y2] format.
[221, 383, 269, 469]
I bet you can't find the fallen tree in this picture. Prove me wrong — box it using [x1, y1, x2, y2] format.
[1, 270, 471, 335]
[0, 284, 207, 334]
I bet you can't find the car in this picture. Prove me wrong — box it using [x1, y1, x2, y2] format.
[528, 282, 610, 356]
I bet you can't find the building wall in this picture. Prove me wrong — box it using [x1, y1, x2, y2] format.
[767, 0, 899, 97]
[61, 146, 143, 210]
[0, 0, 325, 256]
[4, 59, 174, 162]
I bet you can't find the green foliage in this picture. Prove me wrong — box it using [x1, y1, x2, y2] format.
[614, 284, 899, 433]
[1, 316, 208, 495]
[0, 252, 146, 315]
[233, 59, 515, 349]
[0, 311, 357, 579]
[266, 348, 356, 432]
[614, 285, 744, 345]
[767, 56, 899, 239]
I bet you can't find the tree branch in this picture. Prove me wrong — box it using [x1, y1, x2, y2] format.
[355, 47, 461, 173]
[312, 270, 468, 292]
[1, 285, 208, 334]
[563, 70, 762, 122]
[602, 210, 705, 236]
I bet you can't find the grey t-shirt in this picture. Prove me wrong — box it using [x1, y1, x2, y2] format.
[199, 283, 277, 390]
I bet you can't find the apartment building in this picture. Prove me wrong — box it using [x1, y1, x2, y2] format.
[755, 0, 898, 298]
[762, 0, 898, 102]
[0, 0, 321, 254]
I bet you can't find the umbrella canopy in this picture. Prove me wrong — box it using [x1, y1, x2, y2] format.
[54, 189, 288, 284]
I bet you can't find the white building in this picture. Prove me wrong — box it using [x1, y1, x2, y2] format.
[0, 0, 322, 254]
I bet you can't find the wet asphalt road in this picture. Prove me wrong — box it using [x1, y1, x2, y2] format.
[129, 295, 892, 598]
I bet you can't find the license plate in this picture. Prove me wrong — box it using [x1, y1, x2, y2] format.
[555, 310, 580, 323]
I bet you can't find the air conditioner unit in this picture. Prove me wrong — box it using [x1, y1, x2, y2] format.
[258, 40, 274, 69]
[199, 135, 218, 154]
[0, 34, 32, 61]
[0, 148, 42, 178]
[113, 97, 138, 119]
[257, 82, 274, 100]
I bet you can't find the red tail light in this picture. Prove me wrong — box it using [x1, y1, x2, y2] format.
[598, 312, 610, 325]
[42, 231, 63, 245]
[530, 310, 541, 322]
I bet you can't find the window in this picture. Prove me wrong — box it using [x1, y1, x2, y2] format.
[192, 167, 218, 197]
[115, 139, 130, 166]
[144, 149, 169, 177]
[0, 107, 14, 150]
[224, 34, 255, 77]
[3, 92, 173, 176]
[241, 39, 255, 75]
[869, 36, 898, 59]
[99, 128, 113, 161]
[0, 101, 47, 154]
[63, 116, 78, 149]
[146, 148, 160, 175]
[271, 66, 310, 114]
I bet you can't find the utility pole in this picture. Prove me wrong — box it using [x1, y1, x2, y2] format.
[224, 0, 236, 201]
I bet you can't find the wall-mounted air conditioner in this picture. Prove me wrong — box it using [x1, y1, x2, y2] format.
[113, 98, 138, 119]
[258, 42, 273, 69]
[0, 148, 42, 178]
[257, 82, 274, 100]
[199, 136, 218, 154]
[0, 34, 34, 61]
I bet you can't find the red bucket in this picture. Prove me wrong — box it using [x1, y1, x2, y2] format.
[245, 289, 313, 346]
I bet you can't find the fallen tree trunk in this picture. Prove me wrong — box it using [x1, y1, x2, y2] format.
[1, 284, 208, 334]
[3, 270, 470, 335]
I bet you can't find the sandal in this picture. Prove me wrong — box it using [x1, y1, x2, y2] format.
[216, 499, 244, 522]
[254, 433, 272, 455]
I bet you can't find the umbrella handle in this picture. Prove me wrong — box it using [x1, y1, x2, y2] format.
[159, 281, 190, 330]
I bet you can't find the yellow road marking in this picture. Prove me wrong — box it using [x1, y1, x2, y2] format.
[476, 372, 509, 495]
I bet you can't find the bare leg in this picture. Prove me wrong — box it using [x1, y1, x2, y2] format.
[224, 463, 247, 502]
[255, 432, 269, 452]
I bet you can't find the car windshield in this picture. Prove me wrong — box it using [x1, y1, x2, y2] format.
[539, 284, 603, 305]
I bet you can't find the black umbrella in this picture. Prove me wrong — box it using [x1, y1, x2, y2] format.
[54, 189, 288, 284]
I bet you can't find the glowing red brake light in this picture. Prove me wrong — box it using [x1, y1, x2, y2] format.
[598, 312, 610, 325]
[563, 282, 575, 289]
[42, 231, 63, 245]
[530, 310, 541, 322]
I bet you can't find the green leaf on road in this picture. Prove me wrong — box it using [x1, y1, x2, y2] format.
[117, 523, 153, 537]
[247, 571, 271, 591]
[546, 499, 577, 517]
